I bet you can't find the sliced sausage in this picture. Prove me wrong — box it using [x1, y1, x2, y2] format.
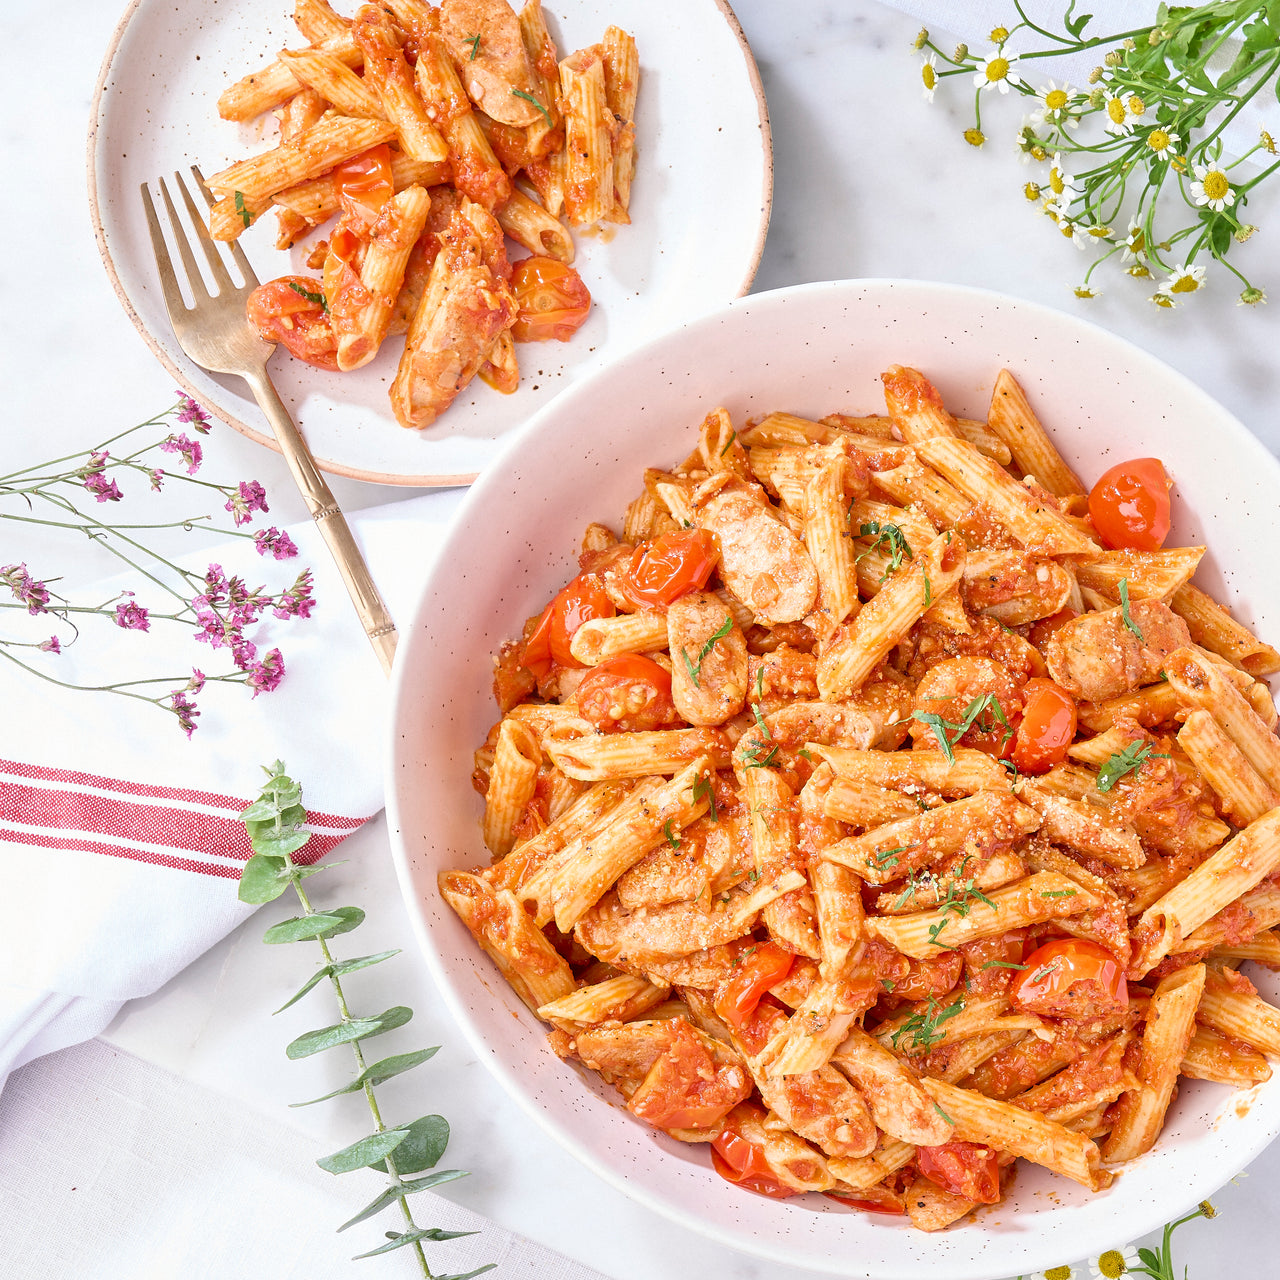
[668, 591, 748, 725]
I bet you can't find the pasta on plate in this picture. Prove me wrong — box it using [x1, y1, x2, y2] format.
[440, 363, 1280, 1231]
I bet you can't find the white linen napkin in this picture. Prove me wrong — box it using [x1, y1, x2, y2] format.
[0, 486, 465, 1091]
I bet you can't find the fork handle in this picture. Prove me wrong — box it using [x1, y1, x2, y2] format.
[243, 367, 398, 677]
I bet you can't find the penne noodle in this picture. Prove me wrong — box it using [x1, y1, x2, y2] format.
[985, 368, 1085, 497]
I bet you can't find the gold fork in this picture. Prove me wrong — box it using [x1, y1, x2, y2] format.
[141, 166, 398, 676]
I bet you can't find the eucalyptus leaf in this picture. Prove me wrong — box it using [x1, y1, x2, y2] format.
[316, 1127, 409, 1175]
[369, 1112, 448, 1174]
[247, 827, 311, 860]
[263, 905, 364, 945]
[351, 1227, 477, 1260]
[237, 854, 289, 905]
[273, 965, 334, 1014]
[331, 949, 400, 977]
[285, 1005, 411, 1059]
[289, 1049, 439, 1108]
[435, 1267, 498, 1280]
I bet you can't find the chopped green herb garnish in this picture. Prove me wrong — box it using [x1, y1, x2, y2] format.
[287, 280, 328, 312]
[856, 520, 914, 581]
[933, 1100, 955, 1125]
[692, 774, 718, 821]
[234, 190, 252, 229]
[683, 616, 733, 689]
[1118, 578, 1144, 642]
[910, 693, 1014, 765]
[464, 32, 481, 59]
[755, 665, 765, 703]
[680, 646, 700, 687]
[890, 996, 965, 1054]
[981, 960, 1028, 971]
[1096, 740, 1169, 792]
[511, 88, 553, 127]
[882, 978, 896, 992]
[663, 819, 680, 851]
[1029, 960, 1061, 984]
[743, 739, 780, 770]
[923, 571, 933, 607]
[720, 430, 738, 457]
[1040, 889, 1078, 899]
[798, 747, 814, 762]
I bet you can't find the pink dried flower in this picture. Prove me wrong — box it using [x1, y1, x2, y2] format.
[84, 472, 124, 503]
[187, 668, 206, 694]
[114, 600, 151, 631]
[176, 392, 212, 434]
[160, 434, 203, 475]
[253, 527, 298, 560]
[247, 647, 285, 696]
[39, 636, 62, 654]
[2, 564, 51, 615]
[273, 568, 315, 620]
[169, 688, 201, 738]
[225, 480, 269, 527]
[150, 469, 165, 491]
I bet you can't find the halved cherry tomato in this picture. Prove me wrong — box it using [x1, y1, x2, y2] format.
[1010, 938, 1128, 1019]
[824, 1190, 907, 1215]
[1088, 457, 1172, 551]
[1028, 607, 1080, 650]
[510, 256, 592, 342]
[714, 942, 796, 1032]
[575, 653, 676, 732]
[1011, 678, 1077, 774]
[710, 1126, 799, 1200]
[627, 1021, 747, 1131]
[246, 277, 339, 371]
[917, 1141, 1001, 1204]
[332, 144, 395, 226]
[622, 529, 719, 609]
[522, 574, 615, 679]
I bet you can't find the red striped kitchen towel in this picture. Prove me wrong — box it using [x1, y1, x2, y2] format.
[0, 489, 465, 1091]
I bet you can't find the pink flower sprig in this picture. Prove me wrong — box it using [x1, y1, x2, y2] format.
[1, 395, 318, 737]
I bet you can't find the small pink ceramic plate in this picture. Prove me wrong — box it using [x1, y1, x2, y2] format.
[387, 280, 1280, 1278]
[88, 0, 771, 486]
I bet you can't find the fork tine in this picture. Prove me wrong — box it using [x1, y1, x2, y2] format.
[156, 175, 213, 304]
[140, 181, 194, 321]
[191, 165, 261, 289]
[171, 169, 237, 294]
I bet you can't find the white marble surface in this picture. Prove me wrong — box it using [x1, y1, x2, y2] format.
[5, 0, 1280, 1277]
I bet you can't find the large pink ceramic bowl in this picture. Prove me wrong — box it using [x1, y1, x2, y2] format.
[386, 279, 1280, 1279]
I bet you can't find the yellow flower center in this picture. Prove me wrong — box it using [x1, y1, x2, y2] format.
[990, 26, 1010, 42]
[1032, 144, 1048, 160]
[1129, 229, 1146, 252]
[1024, 182, 1042, 200]
[1074, 286, 1096, 298]
[1154, 293, 1175, 308]
[1045, 88, 1069, 110]
[1107, 98, 1126, 123]
[1128, 263, 1151, 278]
[964, 128, 985, 147]
[1060, 222, 1077, 239]
[1127, 95, 1146, 116]
[922, 64, 937, 90]
[1202, 170, 1230, 200]
[1045, 1267, 1073, 1280]
[1050, 169, 1066, 194]
[1097, 1250, 1128, 1278]
[986, 57, 1010, 82]
[1170, 273, 1201, 293]
[1147, 128, 1171, 152]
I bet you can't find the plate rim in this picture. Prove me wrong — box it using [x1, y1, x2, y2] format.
[384, 277, 1280, 1277]
[85, 0, 774, 488]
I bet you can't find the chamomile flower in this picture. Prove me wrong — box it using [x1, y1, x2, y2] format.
[1121, 216, 1148, 262]
[1239, 286, 1267, 305]
[1046, 152, 1081, 200]
[1102, 91, 1134, 134]
[975, 51, 1024, 94]
[1125, 92, 1149, 122]
[1089, 1244, 1139, 1278]
[1144, 126, 1180, 159]
[1030, 80, 1080, 128]
[1057, 219, 1090, 249]
[1161, 262, 1206, 296]
[921, 53, 938, 102]
[1034, 1263, 1077, 1280]
[1189, 160, 1236, 211]
[1074, 284, 1101, 298]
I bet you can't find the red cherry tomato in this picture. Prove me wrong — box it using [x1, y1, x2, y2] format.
[1011, 679, 1077, 774]
[1028, 607, 1079, 650]
[1010, 938, 1128, 1019]
[332, 144, 395, 226]
[510, 256, 592, 342]
[710, 1126, 798, 1200]
[575, 654, 677, 732]
[1088, 457, 1172, 551]
[522, 574, 615, 679]
[627, 1021, 746, 1131]
[714, 942, 796, 1032]
[246, 277, 339, 371]
[916, 1141, 1001, 1204]
[823, 1190, 907, 1215]
[622, 529, 720, 609]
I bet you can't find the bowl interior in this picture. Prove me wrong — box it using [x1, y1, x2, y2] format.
[387, 279, 1280, 1278]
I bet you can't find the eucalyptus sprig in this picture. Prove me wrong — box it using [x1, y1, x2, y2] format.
[914, 1, 1280, 305]
[238, 762, 493, 1278]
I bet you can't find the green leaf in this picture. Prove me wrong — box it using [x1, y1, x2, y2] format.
[289, 1049, 440, 1107]
[316, 1127, 409, 1175]
[435, 1268, 498, 1280]
[274, 965, 335, 1013]
[370, 1112, 449, 1174]
[238, 854, 290, 904]
[332, 948, 401, 976]
[285, 1006, 413, 1059]
[262, 905, 365, 944]
[1137, 1246, 1162, 1270]
[336, 1169, 468, 1232]
[351, 1227, 480, 1260]
[246, 827, 311, 860]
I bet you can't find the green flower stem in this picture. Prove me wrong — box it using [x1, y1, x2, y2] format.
[275, 827, 434, 1279]
[0, 412, 178, 484]
[0, 646, 236, 706]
